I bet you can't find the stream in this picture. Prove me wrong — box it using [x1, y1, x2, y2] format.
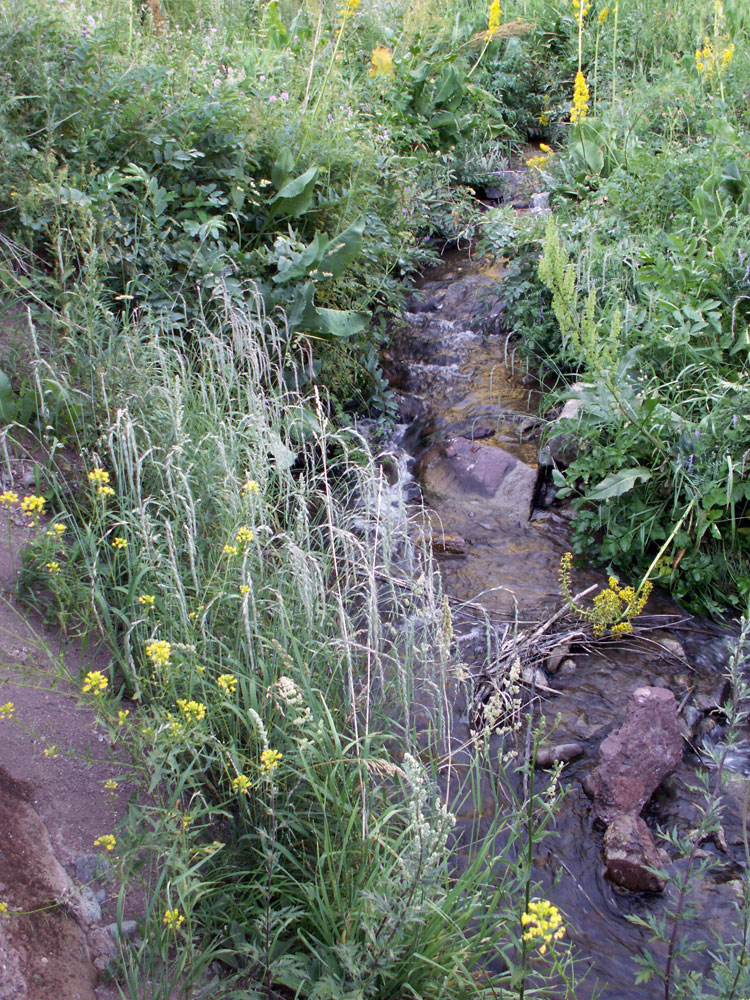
[379, 252, 748, 998]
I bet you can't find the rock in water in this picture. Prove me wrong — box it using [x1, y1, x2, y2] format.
[603, 814, 667, 893]
[586, 686, 683, 825]
[584, 687, 683, 893]
[417, 437, 538, 523]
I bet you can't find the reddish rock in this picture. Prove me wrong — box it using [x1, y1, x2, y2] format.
[417, 437, 538, 523]
[586, 686, 683, 825]
[432, 533, 468, 555]
[604, 814, 667, 893]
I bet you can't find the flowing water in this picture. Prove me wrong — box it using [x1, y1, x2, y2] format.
[381, 252, 748, 999]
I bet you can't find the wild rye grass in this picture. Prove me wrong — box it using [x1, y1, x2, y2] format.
[5, 286, 583, 998]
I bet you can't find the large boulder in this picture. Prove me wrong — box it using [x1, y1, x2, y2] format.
[584, 687, 683, 894]
[585, 686, 683, 825]
[417, 437, 538, 523]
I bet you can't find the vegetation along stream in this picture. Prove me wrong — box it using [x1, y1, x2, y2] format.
[1, 0, 749, 997]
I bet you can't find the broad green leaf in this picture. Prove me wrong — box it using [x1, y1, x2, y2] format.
[268, 166, 319, 218]
[316, 217, 365, 279]
[588, 467, 651, 502]
[272, 148, 295, 190]
[273, 232, 328, 284]
[307, 306, 368, 339]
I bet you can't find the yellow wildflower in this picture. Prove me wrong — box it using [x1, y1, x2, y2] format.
[231, 774, 251, 794]
[242, 479, 260, 495]
[369, 46, 395, 78]
[88, 468, 110, 485]
[217, 673, 238, 694]
[20, 494, 45, 523]
[43, 745, 59, 758]
[176, 698, 207, 723]
[46, 523, 67, 538]
[118, 709, 130, 726]
[138, 594, 156, 609]
[82, 670, 108, 694]
[0, 702, 15, 720]
[572, 0, 590, 27]
[93, 834, 116, 852]
[570, 70, 590, 124]
[521, 899, 566, 955]
[145, 640, 172, 668]
[46, 561, 61, 574]
[223, 544, 239, 556]
[97, 485, 115, 498]
[539, 142, 553, 153]
[598, 5, 609, 25]
[0, 901, 8, 916]
[111, 536, 127, 550]
[104, 779, 118, 790]
[239, 584, 251, 595]
[235, 526, 254, 545]
[260, 748, 283, 775]
[162, 908, 185, 930]
[487, 0, 502, 36]
[0, 490, 19, 506]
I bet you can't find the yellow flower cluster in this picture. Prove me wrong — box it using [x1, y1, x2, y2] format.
[44, 745, 59, 758]
[146, 639, 172, 668]
[162, 908, 185, 930]
[231, 774, 251, 794]
[118, 709, 130, 726]
[46, 523, 67, 538]
[223, 543, 239, 556]
[0, 490, 19, 506]
[521, 899, 566, 955]
[338, 0, 360, 18]
[20, 494, 45, 525]
[559, 552, 652, 636]
[239, 584, 251, 595]
[82, 670, 108, 694]
[93, 834, 116, 852]
[138, 594, 156, 609]
[572, 0, 590, 27]
[570, 70, 590, 123]
[0, 901, 8, 916]
[176, 698, 207, 723]
[0, 701, 15, 720]
[111, 536, 128, 550]
[242, 479, 260, 495]
[217, 673, 237, 694]
[369, 46, 395, 78]
[46, 561, 61, 574]
[235, 526, 254, 545]
[260, 748, 283, 775]
[487, 0, 502, 36]
[695, 38, 735, 77]
[526, 144, 554, 172]
[89, 468, 115, 498]
[598, 5, 609, 24]
[104, 778, 118, 790]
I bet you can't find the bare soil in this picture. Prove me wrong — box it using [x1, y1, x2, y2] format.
[0, 456, 133, 1000]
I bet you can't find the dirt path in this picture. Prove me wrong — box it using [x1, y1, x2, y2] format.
[0, 458, 134, 1000]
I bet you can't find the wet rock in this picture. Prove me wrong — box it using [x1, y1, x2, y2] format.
[531, 191, 551, 214]
[558, 658, 577, 676]
[545, 383, 585, 467]
[585, 686, 683, 825]
[603, 814, 667, 893]
[693, 677, 731, 715]
[656, 636, 687, 661]
[535, 743, 584, 769]
[417, 437, 538, 523]
[432, 533, 468, 555]
[545, 645, 571, 673]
